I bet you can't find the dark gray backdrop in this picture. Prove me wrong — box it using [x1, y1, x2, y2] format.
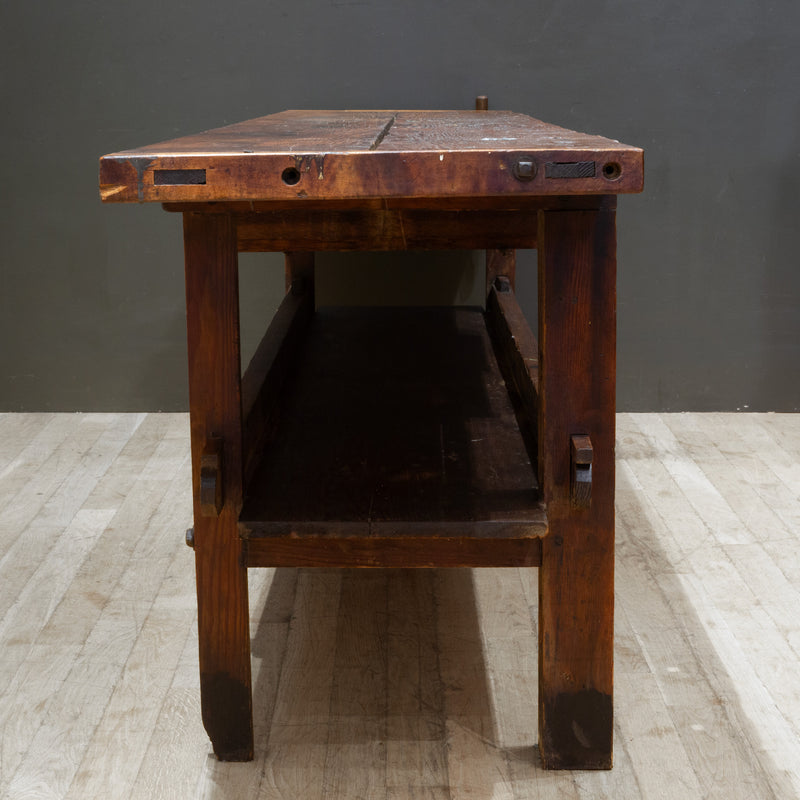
[2, 1, 798, 411]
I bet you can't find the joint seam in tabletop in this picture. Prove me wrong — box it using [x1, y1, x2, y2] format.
[369, 114, 397, 150]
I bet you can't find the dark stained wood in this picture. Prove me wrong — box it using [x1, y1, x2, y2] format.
[570, 434, 594, 509]
[485, 247, 516, 298]
[284, 250, 315, 298]
[101, 108, 641, 769]
[239, 308, 546, 560]
[537, 206, 617, 769]
[163, 194, 615, 214]
[99, 110, 644, 203]
[374, 111, 637, 153]
[183, 212, 253, 762]
[235, 208, 539, 251]
[245, 534, 542, 569]
[101, 109, 639, 157]
[240, 284, 313, 487]
[199, 437, 223, 516]
[485, 283, 540, 475]
[486, 283, 539, 394]
[144, 110, 397, 153]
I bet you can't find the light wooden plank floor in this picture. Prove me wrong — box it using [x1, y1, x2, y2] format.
[0, 412, 798, 799]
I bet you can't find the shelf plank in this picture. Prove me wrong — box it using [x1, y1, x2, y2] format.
[239, 307, 546, 567]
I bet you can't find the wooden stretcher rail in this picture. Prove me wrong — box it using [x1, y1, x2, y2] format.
[234, 208, 540, 252]
[241, 286, 313, 485]
[162, 194, 616, 213]
[244, 534, 543, 569]
[485, 282, 540, 474]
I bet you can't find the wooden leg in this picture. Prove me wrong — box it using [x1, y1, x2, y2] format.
[537, 201, 616, 769]
[184, 212, 253, 761]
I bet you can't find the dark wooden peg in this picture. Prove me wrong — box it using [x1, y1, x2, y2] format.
[570, 434, 593, 509]
[475, 95, 489, 111]
[200, 437, 223, 516]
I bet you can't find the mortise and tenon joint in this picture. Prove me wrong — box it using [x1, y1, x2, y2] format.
[570, 434, 593, 509]
[200, 437, 223, 516]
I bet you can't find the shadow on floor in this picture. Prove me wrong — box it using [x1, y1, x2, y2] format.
[198, 447, 796, 798]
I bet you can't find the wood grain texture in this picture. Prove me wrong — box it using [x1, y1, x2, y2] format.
[235, 208, 540, 251]
[240, 283, 313, 485]
[239, 307, 546, 563]
[245, 536, 542, 569]
[284, 250, 315, 297]
[183, 212, 253, 761]
[99, 110, 643, 203]
[485, 247, 516, 297]
[486, 283, 540, 476]
[95, 105, 645, 773]
[2, 413, 800, 797]
[615, 413, 800, 799]
[537, 207, 617, 769]
[163, 194, 616, 214]
[0, 414, 191, 799]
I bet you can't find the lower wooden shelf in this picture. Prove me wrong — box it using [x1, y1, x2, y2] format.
[239, 306, 546, 568]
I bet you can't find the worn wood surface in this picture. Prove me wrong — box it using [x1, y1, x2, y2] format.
[98, 106, 644, 770]
[485, 247, 516, 297]
[2, 413, 800, 798]
[183, 212, 253, 761]
[163, 194, 617, 213]
[99, 110, 643, 203]
[235, 207, 540, 251]
[571, 434, 594, 509]
[485, 282, 540, 476]
[284, 250, 315, 297]
[245, 536, 542, 570]
[240, 307, 546, 564]
[241, 283, 313, 486]
[537, 207, 617, 769]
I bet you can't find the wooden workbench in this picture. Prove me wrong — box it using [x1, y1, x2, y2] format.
[100, 106, 643, 769]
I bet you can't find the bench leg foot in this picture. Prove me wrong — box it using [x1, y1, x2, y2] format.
[195, 515, 254, 762]
[538, 526, 614, 770]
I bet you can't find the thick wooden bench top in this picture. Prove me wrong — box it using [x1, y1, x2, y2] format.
[99, 109, 643, 203]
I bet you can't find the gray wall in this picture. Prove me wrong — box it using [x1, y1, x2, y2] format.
[2, 1, 798, 411]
